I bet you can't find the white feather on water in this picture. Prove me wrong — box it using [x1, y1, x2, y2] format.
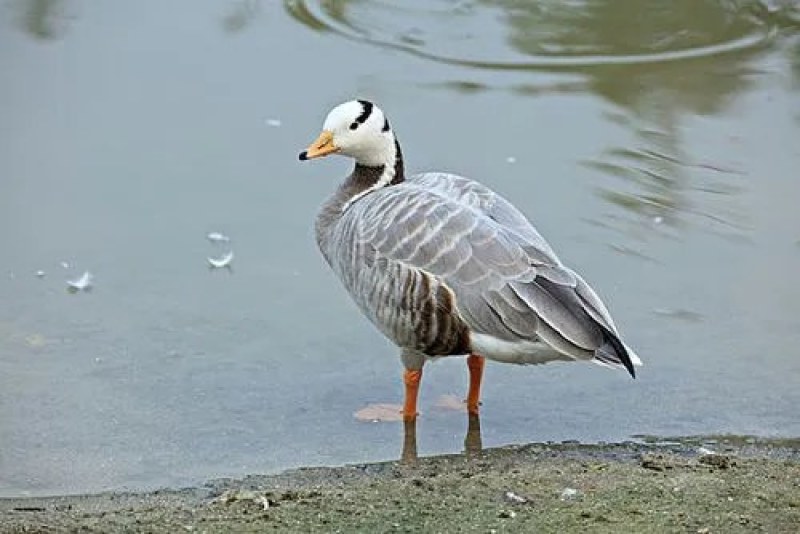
[206, 232, 231, 243]
[67, 271, 93, 292]
[207, 251, 234, 269]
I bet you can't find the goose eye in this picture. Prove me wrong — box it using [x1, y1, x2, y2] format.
[349, 122, 359, 130]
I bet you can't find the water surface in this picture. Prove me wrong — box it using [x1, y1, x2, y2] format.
[1, 0, 799, 496]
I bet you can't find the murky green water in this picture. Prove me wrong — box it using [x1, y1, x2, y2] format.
[1, 0, 798, 497]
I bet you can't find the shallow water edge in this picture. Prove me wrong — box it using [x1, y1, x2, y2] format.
[1, 435, 798, 533]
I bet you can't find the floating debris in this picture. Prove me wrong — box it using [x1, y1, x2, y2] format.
[26, 334, 47, 348]
[207, 251, 234, 269]
[506, 156, 516, 164]
[265, 118, 282, 127]
[60, 261, 70, 269]
[608, 243, 658, 263]
[35, 270, 46, 278]
[67, 271, 93, 293]
[206, 231, 231, 243]
[653, 308, 704, 322]
[652, 216, 664, 225]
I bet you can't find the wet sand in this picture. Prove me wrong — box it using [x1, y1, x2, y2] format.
[2, 435, 798, 533]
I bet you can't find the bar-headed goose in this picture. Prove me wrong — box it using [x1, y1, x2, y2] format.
[300, 100, 641, 422]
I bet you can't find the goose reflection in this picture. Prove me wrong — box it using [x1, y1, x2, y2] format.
[400, 414, 483, 465]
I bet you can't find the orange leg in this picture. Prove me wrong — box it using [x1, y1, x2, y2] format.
[403, 368, 423, 422]
[466, 354, 485, 415]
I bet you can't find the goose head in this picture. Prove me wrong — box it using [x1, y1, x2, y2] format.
[299, 100, 396, 168]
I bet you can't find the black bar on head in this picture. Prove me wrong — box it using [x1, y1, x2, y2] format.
[356, 100, 374, 125]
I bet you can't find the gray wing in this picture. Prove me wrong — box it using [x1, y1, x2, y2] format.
[353, 173, 636, 375]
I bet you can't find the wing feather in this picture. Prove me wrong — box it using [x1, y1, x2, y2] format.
[341, 173, 635, 372]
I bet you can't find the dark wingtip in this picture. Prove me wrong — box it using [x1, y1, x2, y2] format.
[599, 325, 636, 379]
[299, 151, 308, 161]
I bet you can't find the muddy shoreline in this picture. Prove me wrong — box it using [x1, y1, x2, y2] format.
[2, 436, 798, 533]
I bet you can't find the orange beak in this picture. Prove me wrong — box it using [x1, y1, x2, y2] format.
[299, 130, 339, 160]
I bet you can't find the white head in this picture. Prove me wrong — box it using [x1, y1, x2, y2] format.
[299, 100, 396, 168]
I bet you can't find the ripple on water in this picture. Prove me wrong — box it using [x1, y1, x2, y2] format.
[283, 0, 794, 69]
